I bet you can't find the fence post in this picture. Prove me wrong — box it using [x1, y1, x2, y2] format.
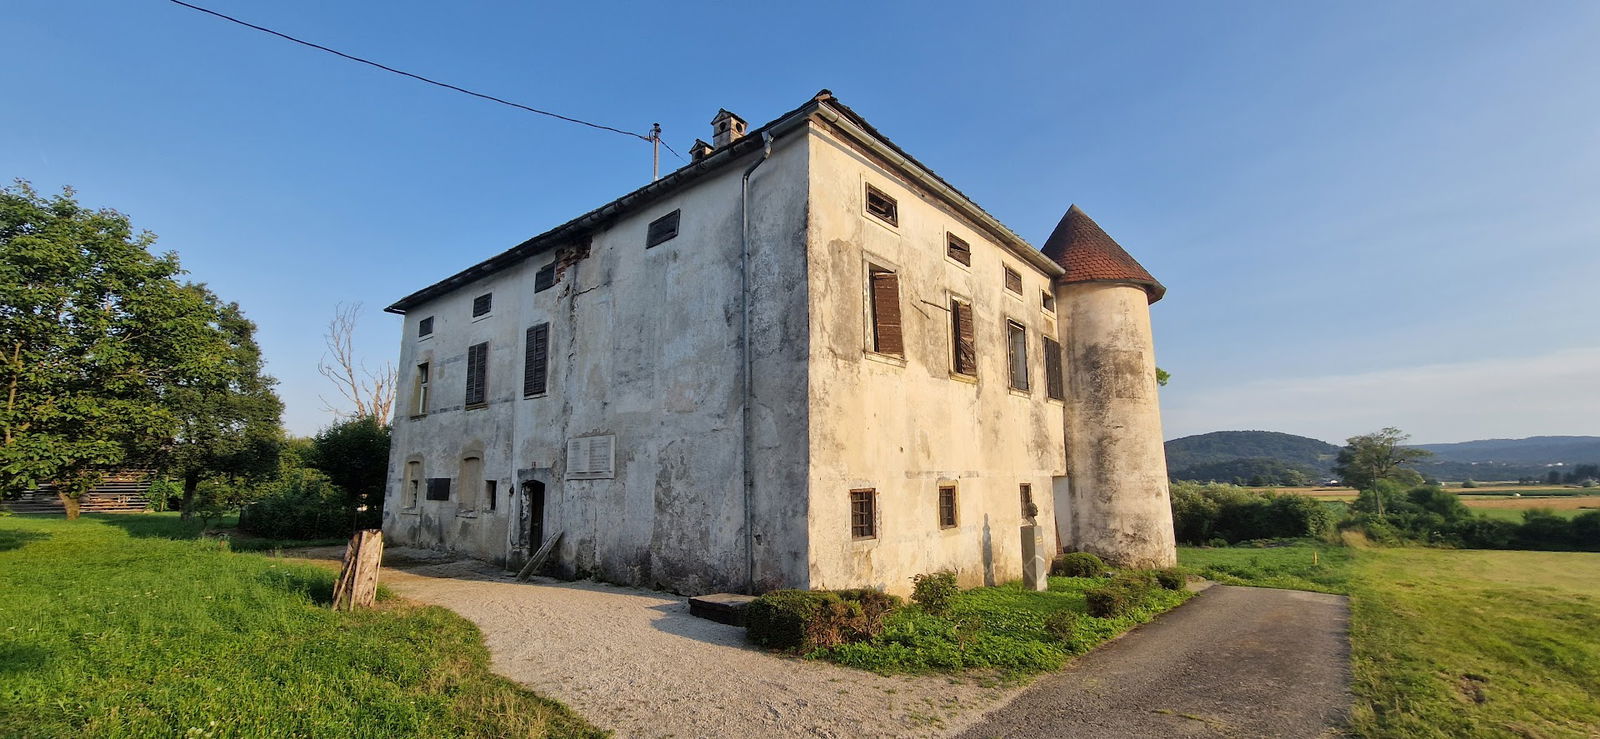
[333, 529, 384, 610]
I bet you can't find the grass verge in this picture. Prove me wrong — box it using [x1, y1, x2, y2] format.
[813, 576, 1191, 676]
[0, 514, 602, 738]
[1179, 541, 1600, 737]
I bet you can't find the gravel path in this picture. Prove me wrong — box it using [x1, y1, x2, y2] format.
[956, 584, 1352, 738]
[333, 551, 1020, 738]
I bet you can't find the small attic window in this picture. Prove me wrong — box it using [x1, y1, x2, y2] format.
[1041, 291, 1055, 313]
[1003, 266, 1023, 295]
[865, 185, 897, 227]
[418, 316, 434, 338]
[472, 293, 493, 318]
[534, 264, 555, 293]
[646, 210, 680, 248]
[946, 233, 971, 266]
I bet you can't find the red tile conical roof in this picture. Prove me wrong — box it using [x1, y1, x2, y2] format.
[1041, 205, 1165, 303]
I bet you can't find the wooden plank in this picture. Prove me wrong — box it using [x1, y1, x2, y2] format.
[516, 531, 562, 581]
[332, 529, 383, 611]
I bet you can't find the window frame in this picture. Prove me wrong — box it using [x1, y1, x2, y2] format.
[1043, 336, 1065, 401]
[866, 264, 904, 359]
[412, 361, 431, 417]
[534, 263, 556, 293]
[937, 485, 958, 529]
[1003, 265, 1024, 296]
[949, 296, 977, 378]
[425, 477, 451, 502]
[417, 316, 434, 339]
[945, 232, 972, 267]
[471, 293, 493, 319]
[464, 341, 489, 409]
[486, 479, 498, 511]
[523, 323, 551, 398]
[849, 488, 878, 540]
[1020, 483, 1035, 519]
[864, 184, 898, 227]
[1006, 319, 1030, 392]
[1041, 290, 1055, 314]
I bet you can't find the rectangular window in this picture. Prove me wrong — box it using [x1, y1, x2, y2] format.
[850, 489, 877, 540]
[404, 461, 422, 508]
[418, 316, 434, 338]
[534, 263, 556, 293]
[413, 362, 430, 415]
[1007, 320, 1029, 391]
[1003, 265, 1023, 295]
[486, 480, 498, 511]
[938, 485, 958, 529]
[524, 323, 550, 397]
[1041, 291, 1055, 313]
[865, 185, 898, 226]
[950, 298, 976, 376]
[472, 293, 493, 318]
[868, 266, 903, 357]
[1043, 337, 1065, 400]
[946, 233, 971, 266]
[1020, 483, 1035, 517]
[465, 342, 488, 407]
[425, 477, 451, 501]
[646, 209, 680, 248]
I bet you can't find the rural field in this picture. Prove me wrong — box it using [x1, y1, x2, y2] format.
[1181, 541, 1600, 738]
[0, 513, 602, 738]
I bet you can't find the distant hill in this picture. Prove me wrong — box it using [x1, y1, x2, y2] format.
[1165, 431, 1340, 483]
[1413, 436, 1600, 464]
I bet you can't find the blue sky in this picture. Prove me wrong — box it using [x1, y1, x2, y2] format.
[6, 1, 1598, 444]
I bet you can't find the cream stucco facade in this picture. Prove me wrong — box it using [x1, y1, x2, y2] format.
[381, 91, 1175, 597]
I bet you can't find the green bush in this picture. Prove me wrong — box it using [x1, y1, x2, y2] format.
[1170, 481, 1332, 544]
[1085, 580, 1145, 618]
[1050, 552, 1105, 577]
[911, 571, 959, 615]
[1154, 568, 1187, 590]
[1042, 610, 1078, 642]
[746, 588, 900, 653]
[237, 468, 359, 540]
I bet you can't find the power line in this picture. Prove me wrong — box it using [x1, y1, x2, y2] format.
[165, 0, 654, 143]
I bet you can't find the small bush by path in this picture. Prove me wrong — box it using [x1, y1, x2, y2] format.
[0, 514, 601, 738]
[808, 574, 1191, 676]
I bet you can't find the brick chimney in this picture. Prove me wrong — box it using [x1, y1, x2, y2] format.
[711, 109, 747, 148]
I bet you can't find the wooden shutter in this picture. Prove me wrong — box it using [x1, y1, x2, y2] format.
[523, 323, 550, 397]
[951, 300, 976, 375]
[646, 210, 680, 248]
[1044, 337, 1065, 400]
[1003, 266, 1023, 294]
[1007, 322, 1029, 390]
[946, 233, 971, 266]
[534, 264, 556, 292]
[465, 342, 488, 406]
[870, 269, 903, 356]
[418, 316, 433, 337]
[472, 294, 492, 317]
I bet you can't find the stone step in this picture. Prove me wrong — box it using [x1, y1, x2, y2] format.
[687, 592, 758, 627]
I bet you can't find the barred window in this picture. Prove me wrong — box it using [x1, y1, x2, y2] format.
[850, 489, 877, 540]
[938, 486, 957, 529]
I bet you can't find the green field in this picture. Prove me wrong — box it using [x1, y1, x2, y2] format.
[1472, 506, 1590, 522]
[1180, 542, 1600, 737]
[0, 513, 601, 738]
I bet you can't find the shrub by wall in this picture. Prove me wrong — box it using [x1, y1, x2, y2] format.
[1170, 481, 1333, 544]
[1050, 552, 1106, 577]
[910, 572, 958, 616]
[745, 588, 901, 653]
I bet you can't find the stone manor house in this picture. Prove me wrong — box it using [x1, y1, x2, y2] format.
[382, 90, 1176, 596]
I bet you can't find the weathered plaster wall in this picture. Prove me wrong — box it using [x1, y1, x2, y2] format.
[383, 134, 812, 595]
[1057, 282, 1176, 568]
[803, 123, 1066, 596]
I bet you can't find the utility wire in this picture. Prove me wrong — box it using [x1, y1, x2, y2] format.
[165, 0, 654, 143]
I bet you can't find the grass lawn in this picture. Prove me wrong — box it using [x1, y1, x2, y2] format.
[0, 513, 602, 738]
[1472, 506, 1590, 522]
[1180, 541, 1600, 737]
[814, 575, 1192, 676]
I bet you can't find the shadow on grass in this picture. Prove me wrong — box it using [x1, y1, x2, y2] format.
[0, 643, 51, 676]
[87, 513, 214, 540]
[0, 528, 50, 552]
[258, 563, 337, 606]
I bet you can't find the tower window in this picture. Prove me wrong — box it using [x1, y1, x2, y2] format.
[865, 185, 898, 226]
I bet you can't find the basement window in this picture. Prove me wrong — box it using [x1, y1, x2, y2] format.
[938, 486, 958, 529]
[472, 293, 493, 318]
[418, 316, 434, 338]
[946, 233, 971, 267]
[425, 477, 451, 502]
[646, 209, 680, 248]
[1003, 266, 1023, 295]
[534, 263, 556, 293]
[865, 185, 898, 227]
[850, 489, 877, 540]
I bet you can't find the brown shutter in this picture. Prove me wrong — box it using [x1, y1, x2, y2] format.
[870, 270, 903, 356]
[523, 323, 549, 397]
[1044, 337, 1065, 400]
[952, 300, 977, 375]
[946, 233, 971, 266]
[1003, 266, 1023, 294]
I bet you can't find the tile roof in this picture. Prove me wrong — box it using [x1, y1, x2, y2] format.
[1040, 205, 1165, 303]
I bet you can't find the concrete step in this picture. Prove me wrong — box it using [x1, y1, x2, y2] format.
[687, 592, 758, 627]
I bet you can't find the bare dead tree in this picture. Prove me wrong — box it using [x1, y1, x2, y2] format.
[318, 302, 396, 421]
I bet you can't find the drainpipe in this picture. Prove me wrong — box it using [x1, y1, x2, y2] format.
[740, 130, 775, 594]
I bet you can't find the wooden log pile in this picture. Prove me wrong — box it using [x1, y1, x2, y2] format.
[332, 529, 384, 611]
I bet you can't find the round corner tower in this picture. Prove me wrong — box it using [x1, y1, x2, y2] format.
[1042, 205, 1176, 569]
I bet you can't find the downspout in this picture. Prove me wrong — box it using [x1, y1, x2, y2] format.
[740, 130, 775, 594]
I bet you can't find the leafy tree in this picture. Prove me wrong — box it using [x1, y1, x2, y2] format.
[162, 288, 284, 518]
[1333, 427, 1434, 515]
[306, 415, 390, 520]
[1155, 367, 1170, 387]
[0, 182, 231, 518]
[1548, 469, 1564, 485]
